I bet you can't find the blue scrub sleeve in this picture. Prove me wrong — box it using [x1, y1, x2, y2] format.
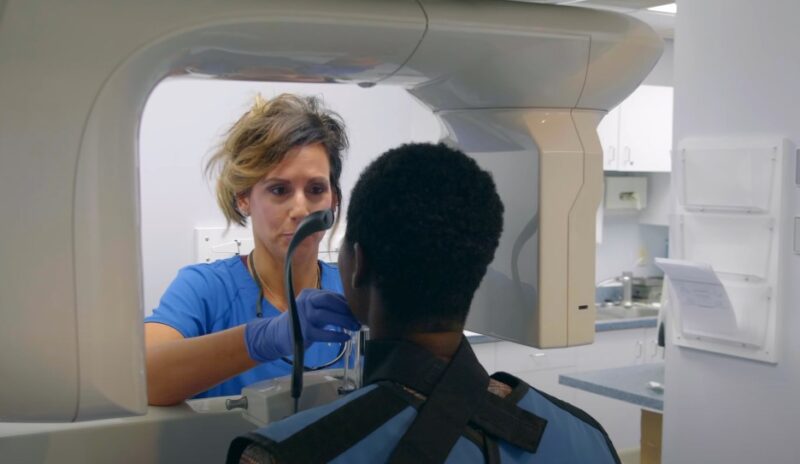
[145, 266, 222, 338]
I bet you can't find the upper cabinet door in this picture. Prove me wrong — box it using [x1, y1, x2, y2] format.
[597, 105, 621, 170]
[617, 85, 673, 172]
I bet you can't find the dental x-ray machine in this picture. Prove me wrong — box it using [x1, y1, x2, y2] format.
[0, 0, 661, 457]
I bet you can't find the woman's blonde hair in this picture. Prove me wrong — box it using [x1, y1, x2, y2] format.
[206, 93, 348, 227]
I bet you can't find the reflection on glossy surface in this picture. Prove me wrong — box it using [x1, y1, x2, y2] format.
[452, 109, 542, 346]
[596, 303, 660, 320]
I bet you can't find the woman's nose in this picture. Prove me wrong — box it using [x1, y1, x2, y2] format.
[288, 191, 311, 220]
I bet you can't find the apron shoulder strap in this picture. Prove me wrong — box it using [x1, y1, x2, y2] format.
[387, 339, 490, 464]
[227, 384, 411, 464]
[376, 340, 548, 463]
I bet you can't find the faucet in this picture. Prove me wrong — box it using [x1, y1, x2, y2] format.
[621, 271, 633, 308]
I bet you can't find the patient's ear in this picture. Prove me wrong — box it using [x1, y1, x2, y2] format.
[351, 243, 370, 289]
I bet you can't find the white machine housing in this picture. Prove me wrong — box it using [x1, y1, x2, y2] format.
[0, 0, 661, 422]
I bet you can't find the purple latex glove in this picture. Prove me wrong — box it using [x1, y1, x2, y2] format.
[244, 289, 360, 363]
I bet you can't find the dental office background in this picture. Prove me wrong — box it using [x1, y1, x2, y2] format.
[140, 38, 674, 452]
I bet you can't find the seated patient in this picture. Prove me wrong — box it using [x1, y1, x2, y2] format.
[227, 143, 620, 464]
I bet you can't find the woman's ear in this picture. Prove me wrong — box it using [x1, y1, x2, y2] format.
[236, 193, 250, 217]
[351, 242, 369, 289]
[332, 190, 340, 213]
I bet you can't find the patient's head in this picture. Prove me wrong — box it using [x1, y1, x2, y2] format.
[339, 143, 503, 334]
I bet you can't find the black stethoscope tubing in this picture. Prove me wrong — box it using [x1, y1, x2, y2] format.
[247, 250, 348, 371]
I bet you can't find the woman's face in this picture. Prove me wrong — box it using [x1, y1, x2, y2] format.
[239, 142, 335, 263]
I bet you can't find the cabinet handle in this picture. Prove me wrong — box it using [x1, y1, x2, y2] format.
[624, 146, 632, 166]
[636, 340, 643, 359]
[609, 146, 616, 163]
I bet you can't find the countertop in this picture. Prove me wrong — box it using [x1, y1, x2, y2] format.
[595, 316, 657, 332]
[558, 362, 665, 411]
[466, 315, 657, 344]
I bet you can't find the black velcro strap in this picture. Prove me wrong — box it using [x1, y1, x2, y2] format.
[387, 340, 490, 464]
[279, 385, 410, 463]
[484, 434, 501, 464]
[228, 385, 410, 464]
[471, 392, 547, 452]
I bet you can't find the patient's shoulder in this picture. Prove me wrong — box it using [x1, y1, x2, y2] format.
[227, 383, 418, 464]
[490, 372, 620, 463]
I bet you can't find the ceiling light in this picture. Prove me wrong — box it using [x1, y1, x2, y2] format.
[648, 3, 676, 14]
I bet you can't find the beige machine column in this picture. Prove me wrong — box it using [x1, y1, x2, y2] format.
[443, 108, 604, 348]
[525, 109, 604, 347]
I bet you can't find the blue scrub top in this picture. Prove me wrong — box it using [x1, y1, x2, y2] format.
[145, 255, 345, 398]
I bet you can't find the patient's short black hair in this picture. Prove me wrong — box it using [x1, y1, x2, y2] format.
[344, 143, 504, 332]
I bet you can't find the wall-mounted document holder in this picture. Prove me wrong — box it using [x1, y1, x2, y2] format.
[673, 214, 774, 279]
[657, 259, 771, 353]
[666, 137, 795, 364]
[677, 145, 777, 213]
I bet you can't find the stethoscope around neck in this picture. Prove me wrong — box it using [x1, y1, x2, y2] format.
[246, 212, 348, 379]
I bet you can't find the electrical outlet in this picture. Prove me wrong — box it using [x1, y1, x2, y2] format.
[194, 227, 254, 263]
[194, 224, 346, 264]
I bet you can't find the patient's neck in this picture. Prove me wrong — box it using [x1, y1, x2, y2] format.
[365, 296, 463, 361]
[404, 331, 463, 361]
[370, 325, 463, 361]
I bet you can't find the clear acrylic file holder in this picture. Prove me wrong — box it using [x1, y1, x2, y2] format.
[656, 259, 771, 350]
[676, 145, 776, 213]
[665, 137, 794, 364]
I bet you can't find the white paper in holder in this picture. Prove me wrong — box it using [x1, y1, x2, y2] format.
[655, 258, 742, 343]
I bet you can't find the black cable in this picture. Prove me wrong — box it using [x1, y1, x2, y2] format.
[284, 209, 335, 413]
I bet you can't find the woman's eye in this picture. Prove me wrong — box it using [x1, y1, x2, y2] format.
[309, 184, 328, 195]
[268, 185, 287, 196]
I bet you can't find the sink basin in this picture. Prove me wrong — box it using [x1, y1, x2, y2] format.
[595, 302, 660, 320]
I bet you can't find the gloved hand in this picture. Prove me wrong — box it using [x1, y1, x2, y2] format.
[244, 289, 361, 363]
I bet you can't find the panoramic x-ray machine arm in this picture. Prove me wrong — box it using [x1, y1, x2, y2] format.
[0, 0, 661, 426]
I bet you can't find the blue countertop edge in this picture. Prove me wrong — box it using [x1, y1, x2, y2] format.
[558, 363, 664, 411]
[465, 333, 498, 344]
[466, 317, 657, 344]
[595, 317, 657, 332]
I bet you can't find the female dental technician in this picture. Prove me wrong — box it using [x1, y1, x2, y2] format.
[144, 94, 360, 406]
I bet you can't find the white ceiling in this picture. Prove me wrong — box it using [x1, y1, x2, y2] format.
[510, 0, 676, 39]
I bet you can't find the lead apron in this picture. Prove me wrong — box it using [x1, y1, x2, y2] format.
[227, 338, 547, 463]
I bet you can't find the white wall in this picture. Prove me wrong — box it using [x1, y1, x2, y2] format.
[664, 1, 800, 462]
[139, 79, 441, 314]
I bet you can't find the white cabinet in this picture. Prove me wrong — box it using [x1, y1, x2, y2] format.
[641, 327, 663, 364]
[598, 85, 673, 172]
[626, 327, 663, 365]
[472, 327, 660, 379]
[598, 105, 622, 170]
[580, 329, 645, 368]
[470, 326, 660, 450]
[474, 327, 660, 388]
